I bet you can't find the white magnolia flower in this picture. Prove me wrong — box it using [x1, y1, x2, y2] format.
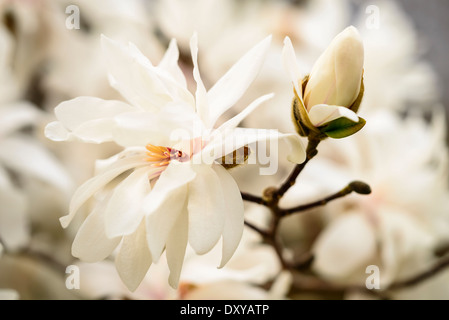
[282, 26, 364, 131]
[46, 34, 305, 290]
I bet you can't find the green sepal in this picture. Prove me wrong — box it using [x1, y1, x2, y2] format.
[319, 116, 366, 139]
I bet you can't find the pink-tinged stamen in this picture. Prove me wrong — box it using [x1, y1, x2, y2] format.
[145, 144, 190, 168]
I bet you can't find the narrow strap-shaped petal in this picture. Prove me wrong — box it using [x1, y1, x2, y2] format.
[187, 164, 226, 255]
[190, 33, 209, 126]
[104, 167, 153, 238]
[72, 196, 121, 262]
[215, 93, 274, 134]
[308, 104, 359, 127]
[165, 208, 189, 289]
[145, 183, 187, 263]
[213, 165, 244, 268]
[115, 221, 152, 292]
[206, 35, 272, 128]
[101, 35, 171, 111]
[61, 154, 148, 228]
[282, 37, 303, 99]
[158, 38, 187, 89]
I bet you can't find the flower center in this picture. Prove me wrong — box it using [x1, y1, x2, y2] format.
[145, 144, 190, 167]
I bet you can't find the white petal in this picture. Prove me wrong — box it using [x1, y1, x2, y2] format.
[105, 167, 153, 238]
[308, 104, 359, 127]
[0, 102, 39, 137]
[71, 118, 118, 143]
[61, 154, 148, 228]
[115, 221, 152, 292]
[166, 208, 189, 289]
[53, 96, 135, 131]
[206, 35, 272, 127]
[187, 164, 225, 255]
[138, 40, 195, 107]
[313, 213, 377, 279]
[282, 36, 303, 99]
[213, 165, 244, 268]
[44, 121, 70, 141]
[113, 106, 204, 148]
[145, 183, 187, 262]
[46, 97, 134, 143]
[215, 93, 274, 133]
[184, 282, 268, 300]
[0, 289, 19, 300]
[190, 33, 209, 126]
[72, 198, 121, 262]
[101, 35, 171, 110]
[158, 39, 187, 89]
[0, 185, 28, 251]
[0, 136, 73, 193]
[142, 161, 196, 214]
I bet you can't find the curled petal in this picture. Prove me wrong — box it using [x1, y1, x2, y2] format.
[308, 104, 359, 127]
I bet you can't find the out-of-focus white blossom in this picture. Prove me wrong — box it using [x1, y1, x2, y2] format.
[354, 0, 439, 114]
[0, 21, 73, 251]
[283, 110, 449, 290]
[0, 288, 19, 300]
[77, 225, 288, 300]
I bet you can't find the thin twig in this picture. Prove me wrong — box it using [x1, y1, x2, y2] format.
[241, 192, 266, 206]
[21, 248, 68, 274]
[388, 255, 449, 290]
[244, 220, 270, 238]
[273, 136, 320, 200]
[281, 186, 353, 216]
[279, 181, 372, 217]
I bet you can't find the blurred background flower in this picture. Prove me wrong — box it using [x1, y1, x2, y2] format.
[0, 0, 448, 300]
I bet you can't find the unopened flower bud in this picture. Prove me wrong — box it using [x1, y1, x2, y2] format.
[304, 26, 364, 111]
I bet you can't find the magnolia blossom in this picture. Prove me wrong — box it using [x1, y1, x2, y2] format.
[353, 1, 438, 114]
[45, 34, 305, 290]
[282, 110, 449, 290]
[282, 26, 364, 130]
[0, 23, 73, 251]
